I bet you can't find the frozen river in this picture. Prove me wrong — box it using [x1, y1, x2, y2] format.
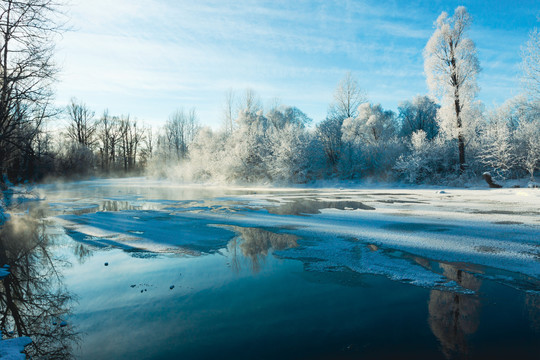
[1, 178, 539, 359]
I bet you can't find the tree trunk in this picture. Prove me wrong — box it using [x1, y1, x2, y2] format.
[454, 89, 465, 173]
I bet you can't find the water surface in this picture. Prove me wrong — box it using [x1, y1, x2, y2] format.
[1, 178, 538, 359]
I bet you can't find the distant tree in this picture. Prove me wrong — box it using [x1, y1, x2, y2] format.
[398, 96, 440, 139]
[424, 6, 480, 173]
[65, 98, 96, 148]
[521, 28, 540, 100]
[317, 116, 343, 172]
[119, 117, 145, 172]
[164, 108, 199, 160]
[329, 72, 367, 120]
[223, 88, 236, 136]
[138, 125, 154, 167]
[240, 88, 262, 116]
[318, 72, 367, 174]
[0, 0, 62, 182]
[341, 102, 398, 176]
[342, 103, 396, 146]
[229, 108, 270, 182]
[96, 111, 121, 172]
[266, 105, 311, 130]
[514, 116, 540, 181]
[477, 119, 516, 179]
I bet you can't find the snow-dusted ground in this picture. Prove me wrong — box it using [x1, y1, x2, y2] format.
[0, 333, 31, 360]
[28, 178, 540, 293]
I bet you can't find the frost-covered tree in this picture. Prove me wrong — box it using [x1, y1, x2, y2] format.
[475, 97, 540, 180]
[398, 96, 440, 139]
[226, 91, 271, 182]
[329, 72, 367, 120]
[188, 127, 228, 181]
[317, 116, 343, 172]
[395, 130, 431, 183]
[341, 103, 399, 177]
[266, 123, 311, 183]
[521, 28, 540, 100]
[424, 6, 480, 172]
[267, 106, 311, 130]
[477, 118, 516, 179]
[395, 132, 456, 183]
[342, 103, 396, 146]
[317, 73, 367, 174]
[514, 117, 540, 181]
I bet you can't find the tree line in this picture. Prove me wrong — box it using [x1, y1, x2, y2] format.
[0, 4, 538, 187]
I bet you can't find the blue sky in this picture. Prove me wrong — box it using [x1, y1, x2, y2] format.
[55, 0, 539, 128]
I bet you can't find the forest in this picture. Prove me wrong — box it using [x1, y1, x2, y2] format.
[0, 3, 539, 188]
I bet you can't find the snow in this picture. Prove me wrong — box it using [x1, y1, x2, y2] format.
[0, 265, 10, 279]
[38, 178, 540, 293]
[0, 333, 32, 360]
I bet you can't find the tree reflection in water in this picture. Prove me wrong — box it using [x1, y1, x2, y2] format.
[428, 263, 482, 359]
[227, 227, 298, 272]
[525, 292, 540, 333]
[0, 215, 78, 359]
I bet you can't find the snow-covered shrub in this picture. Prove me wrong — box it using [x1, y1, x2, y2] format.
[477, 115, 516, 180]
[395, 133, 460, 183]
[514, 119, 540, 181]
[266, 123, 312, 183]
[341, 102, 399, 178]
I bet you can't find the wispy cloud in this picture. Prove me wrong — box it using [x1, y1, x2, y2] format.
[55, 0, 534, 127]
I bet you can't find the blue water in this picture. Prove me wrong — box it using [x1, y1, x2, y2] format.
[1, 179, 539, 359]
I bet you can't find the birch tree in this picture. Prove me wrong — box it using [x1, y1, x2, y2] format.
[424, 6, 480, 173]
[329, 71, 366, 120]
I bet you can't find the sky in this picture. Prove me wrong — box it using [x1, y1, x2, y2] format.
[54, 0, 539, 128]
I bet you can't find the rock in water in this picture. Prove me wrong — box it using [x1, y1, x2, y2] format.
[104, 262, 109, 266]
[170, 285, 174, 290]
[482, 172, 502, 188]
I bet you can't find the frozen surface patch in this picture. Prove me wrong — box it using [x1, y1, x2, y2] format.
[276, 237, 471, 293]
[56, 210, 235, 254]
[0, 265, 10, 279]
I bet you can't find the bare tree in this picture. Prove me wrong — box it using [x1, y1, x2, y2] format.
[164, 108, 199, 160]
[65, 98, 96, 148]
[96, 111, 121, 172]
[119, 116, 145, 172]
[223, 88, 236, 136]
[330, 72, 367, 120]
[0, 0, 63, 182]
[138, 124, 154, 167]
[240, 88, 262, 115]
[424, 6, 480, 173]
